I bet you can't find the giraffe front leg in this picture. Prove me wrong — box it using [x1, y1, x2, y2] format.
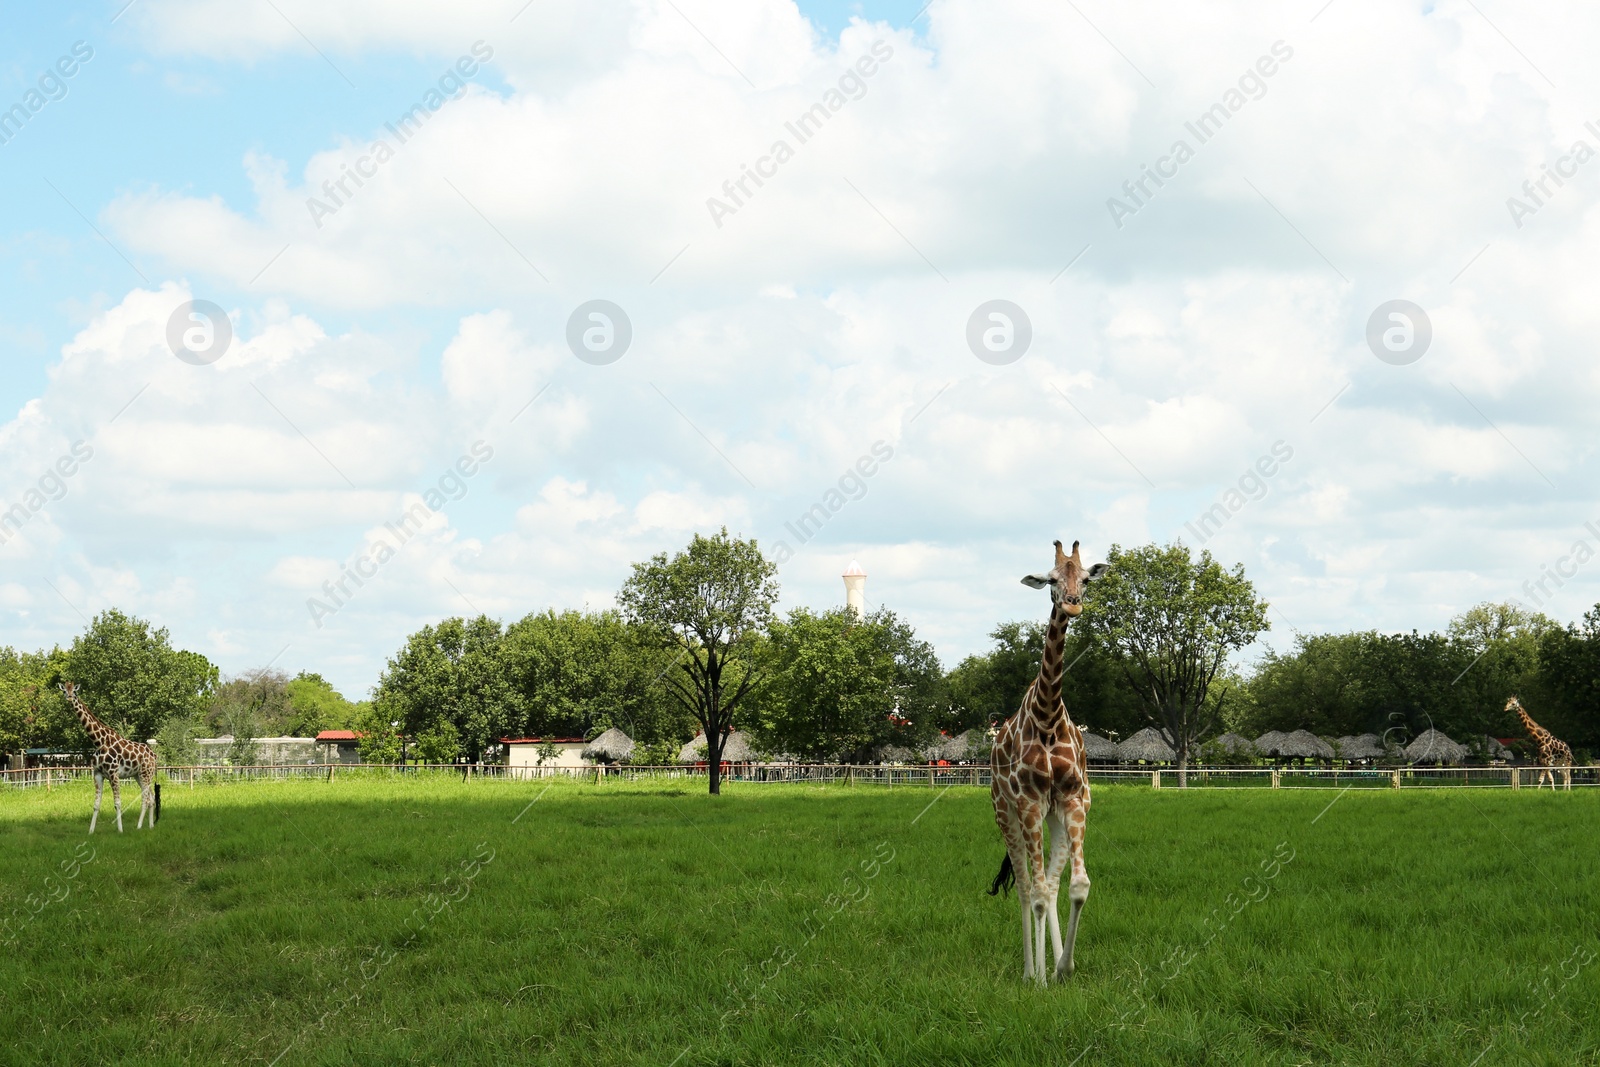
[1014, 852, 1034, 982]
[1058, 795, 1091, 979]
[109, 774, 124, 833]
[90, 771, 103, 834]
[1043, 807, 1071, 981]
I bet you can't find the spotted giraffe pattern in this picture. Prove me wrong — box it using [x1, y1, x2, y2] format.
[61, 682, 158, 832]
[1507, 696, 1572, 791]
[990, 540, 1104, 984]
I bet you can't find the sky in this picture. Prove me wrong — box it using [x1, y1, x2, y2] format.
[2, 0, 1598, 698]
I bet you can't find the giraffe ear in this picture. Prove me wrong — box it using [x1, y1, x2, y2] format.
[1083, 563, 1110, 583]
[1020, 574, 1051, 589]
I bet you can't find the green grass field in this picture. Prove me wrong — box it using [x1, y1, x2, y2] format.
[2, 776, 1596, 1066]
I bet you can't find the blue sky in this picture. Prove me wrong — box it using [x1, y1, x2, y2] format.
[3, 0, 1597, 697]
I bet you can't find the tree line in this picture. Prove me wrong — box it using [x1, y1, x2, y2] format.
[6, 535, 1598, 785]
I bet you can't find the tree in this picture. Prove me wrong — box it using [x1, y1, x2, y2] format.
[500, 609, 692, 745]
[1083, 542, 1269, 785]
[284, 672, 365, 736]
[0, 646, 67, 762]
[755, 607, 946, 762]
[617, 528, 778, 794]
[373, 615, 513, 762]
[62, 610, 217, 746]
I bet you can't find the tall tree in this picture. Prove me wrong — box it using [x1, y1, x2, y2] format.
[617, 528, 778, 794]
[754, 607, 942, 761]
[373, 615, 513, 761]
[500, 609, 691, 744]
[1083, 542, 1269, 785]
[62, 609, 217, 746]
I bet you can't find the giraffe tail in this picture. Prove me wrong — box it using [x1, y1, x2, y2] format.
[987, 853, 1015, 897]
[154, 783, 161, 825]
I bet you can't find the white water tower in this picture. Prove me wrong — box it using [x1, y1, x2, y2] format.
[842, 560, 867, 617]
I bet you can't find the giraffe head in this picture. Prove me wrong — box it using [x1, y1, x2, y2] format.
[1021, 540, 1108, 616]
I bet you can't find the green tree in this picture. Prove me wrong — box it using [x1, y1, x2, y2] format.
[1083, 542, 1269, 784]
[1530, 606, 1600, 756]
[353, 703, 404, 764]
[0, 646, 67, 761]
[62, 610, 217, 746]
[500, 609, 691, 745]
[285, 672, 364, 735]
[618, 528, 778, 794]
[373, 615, 512, 762]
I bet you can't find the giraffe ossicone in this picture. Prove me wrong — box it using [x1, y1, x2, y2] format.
[988, 539, 1108, 985]
[60, 682, 159, 832]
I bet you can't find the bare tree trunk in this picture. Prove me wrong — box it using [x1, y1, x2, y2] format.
[1177, 746, 1189, 788]
[707, 728, 723, 795]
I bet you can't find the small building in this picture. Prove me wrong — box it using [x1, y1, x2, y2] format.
[1117, 727, 1176, 764]
[503, 737, 589, 775]
[678, 730, 757, 764]
[1080, 732, 1121, 764]
[315, 730, 365, 764]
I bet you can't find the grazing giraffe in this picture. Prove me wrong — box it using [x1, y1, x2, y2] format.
[1507, 696, 1572, 791]
[987, 540, 1108, 984]
[60, 682, 159, 832]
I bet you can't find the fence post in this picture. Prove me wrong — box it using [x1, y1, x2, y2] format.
[1270, 770, 1280, 789]
[929, 767, 935, 789]
[1151, 770, 1160, 790]
[1511, 766, 1520, 790]
[1392, 768, 1401, 789]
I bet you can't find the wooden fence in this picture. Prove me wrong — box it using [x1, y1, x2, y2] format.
[4, 762, 1596, 791]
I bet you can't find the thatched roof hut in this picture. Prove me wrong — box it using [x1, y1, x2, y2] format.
[1280, 730, 1336, 760]
[1117, 727, 1175, 763]
[582, 727, 634, 764]
[1253, 730, 1288, 755]
[678, 730, 758, 763]
[873, 744, 922, 764]
[1334, 733, 1385, 761]
[926, 729, 987, 762]
[1405, 729, 1467, 765]
[1081, 731, 1120, 762]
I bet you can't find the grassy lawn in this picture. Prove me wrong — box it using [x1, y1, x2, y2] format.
[1, 775, 1596, 1066]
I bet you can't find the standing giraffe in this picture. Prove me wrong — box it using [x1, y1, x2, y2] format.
[60, 682, 159, 832]
[987, 539, 1108, 984]
[1507, 696, 1572, 791]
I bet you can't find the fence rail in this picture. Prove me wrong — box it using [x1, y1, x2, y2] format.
[4, 762, 1596, 791]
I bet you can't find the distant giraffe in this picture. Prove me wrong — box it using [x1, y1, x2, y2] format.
[60, 682, 159, 831]
[987, 539, 1108, 984]
[1507, 696, 1572, 791]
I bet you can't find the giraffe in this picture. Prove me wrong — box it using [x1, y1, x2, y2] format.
[59, 682, 159, 832]
[1507, 696, 1572, 791]
[987, 539, 1108, 984]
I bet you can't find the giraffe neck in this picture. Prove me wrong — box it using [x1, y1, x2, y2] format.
[1515, 705, 1546, 740]
[66, 691, 114, 746]
[1031, 597, 1074, 722]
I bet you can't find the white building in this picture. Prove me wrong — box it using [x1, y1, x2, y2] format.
[502, 736, 590, 776]
[843, 559, 867, 617]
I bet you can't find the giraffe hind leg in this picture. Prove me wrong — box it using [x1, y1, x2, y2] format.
[90, 771, 103, 834]
[109, 773, 124, 833]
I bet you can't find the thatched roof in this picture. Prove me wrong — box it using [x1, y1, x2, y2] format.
[1405, 728, 1467, 765]
[1081, 731, 1120, 760]
[926, 729, 986, 762]
[1254, 730, 1288, 755]
[873, 744, 922, 764]
[582, 727, 634, 763]
[1117, 727, 1175, 763]
[677, 730, 758, 763]
[1334, 733, 1385, 760]
[1279, 730, 1336, 760]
